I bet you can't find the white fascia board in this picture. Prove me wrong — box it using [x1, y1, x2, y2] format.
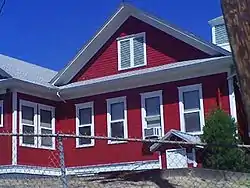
[60, 56, 232, 100]
[0, 78, 59, 101]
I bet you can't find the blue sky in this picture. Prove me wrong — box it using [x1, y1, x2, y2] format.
[0, 0, 222, 71]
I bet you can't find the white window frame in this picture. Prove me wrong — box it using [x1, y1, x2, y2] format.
[38, 104, 56, 150]
[75, 102, 95, 148]
[117, 32, 147, 71]
[107, 96, 128, 144]
[19, 100, 55, 150]
[0, 100, 3, 127]
[19, 100, 38, 148]
[178, 84, 205, 135]
[140, 90, 165, 139]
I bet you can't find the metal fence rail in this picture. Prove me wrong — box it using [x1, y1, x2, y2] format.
[0, 133, 249, 188]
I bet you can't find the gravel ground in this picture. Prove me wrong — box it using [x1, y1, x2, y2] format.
[0, 173, 249, 188]
[0, 168, 250, 188]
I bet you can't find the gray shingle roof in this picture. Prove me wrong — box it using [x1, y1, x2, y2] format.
[0, 54, 57, 87]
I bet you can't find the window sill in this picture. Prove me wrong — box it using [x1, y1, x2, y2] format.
[108, 140, 128, 145]
[186, 131, 203, 136]
[76, 144, 95, 148]
[118, 64, 146, 71]
[20, 144, 55, 150]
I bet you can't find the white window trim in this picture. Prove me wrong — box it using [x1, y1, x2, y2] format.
[19, 100, 55, 150]
[19, 100, 38, 148]
[107, 96, 128, 144]
[0, 100, 3, 127]
[117, 32, 147, 71]
[140, 90, 165, 139]
[178, 84, 205, 135]
[75, 102, 95, 148]
[38, 104, 56, 150]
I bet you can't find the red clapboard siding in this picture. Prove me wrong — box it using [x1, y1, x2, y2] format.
[16, 93, 59, 167]
[56, 73, 229, 167]
[71, 16, 211, 83]
[0, 93, 13, 165]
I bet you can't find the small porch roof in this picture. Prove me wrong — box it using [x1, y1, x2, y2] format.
[150, 129, 201, 152]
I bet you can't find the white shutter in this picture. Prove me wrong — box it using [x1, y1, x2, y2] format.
[215, 24, 228, 44]
[120, 39, 131, 69]
[133, 36, 145, 66]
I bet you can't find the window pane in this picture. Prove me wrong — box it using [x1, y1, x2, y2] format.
[111, 102, 124, 121]
[41, 129, 52, 147]
[120, 39, 131, 69]
[79, 108, 92, 125]
[145, 97, 160, 116]
[23, 125, 34, 145]
[111, 122, 124, 138]
[79, 126, 91, 145]
[22, 106, 34, 125]
[147, 119, 161, 128]
[183, 90, 200, 110]
[133, 36, 144, 66]
[40, 109, 52, 128]
[184, 112, 201, 132]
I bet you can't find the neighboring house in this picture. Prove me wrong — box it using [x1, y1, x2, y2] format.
[0, 4, 247, 173]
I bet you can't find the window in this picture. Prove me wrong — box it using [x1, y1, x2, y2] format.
[19, 100, 55, 149]
[0, 100, 3, 127]
[38, 105, 55, 149]
[76, 102, 94, 147]
[107, 97, 128, 144]
[117, 32, 146, 70]
[141, 91, 164, 139]
[178, 84, 205, 135]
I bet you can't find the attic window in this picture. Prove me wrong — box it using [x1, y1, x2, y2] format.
[117, 32, 147, 70]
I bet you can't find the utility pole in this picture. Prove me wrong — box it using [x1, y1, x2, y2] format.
[221, 0, 250, 136]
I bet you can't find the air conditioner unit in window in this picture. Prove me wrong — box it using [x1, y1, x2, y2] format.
[144, 127, 161, 139]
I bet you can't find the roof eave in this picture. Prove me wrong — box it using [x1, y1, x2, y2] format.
[59, 56, 232, 100]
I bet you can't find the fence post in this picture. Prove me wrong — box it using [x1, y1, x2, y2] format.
[58, 135, 68, 188]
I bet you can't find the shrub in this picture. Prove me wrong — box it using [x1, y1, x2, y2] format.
[201, 109, 250, 172]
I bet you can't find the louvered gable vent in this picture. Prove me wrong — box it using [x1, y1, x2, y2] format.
[118, 33, 146, 70]
[215, 24, 228, 45]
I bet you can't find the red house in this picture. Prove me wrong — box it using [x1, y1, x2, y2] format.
[0, 4, 247, 174]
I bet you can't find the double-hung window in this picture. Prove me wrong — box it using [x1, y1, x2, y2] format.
[38, 105, 55, 149]
[178, 84, 205, 135]
[0, 100, 3, 127]
[19, 100, 55, 149]
[141, 91, 164, 139]
[76, 102, 94, 147]
[117, 32, 146, 70]
[107, 97, 128, 144]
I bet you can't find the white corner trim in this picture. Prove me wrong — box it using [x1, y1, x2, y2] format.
[158, 152, 162, 169]
[75, 101, 95, 148]
[192, 148, 197, 168]
[178, 84, 205, 135]
[212, 26, 216, 44]
[0, 100, 3, 128]
[227, 72, 237, 123]
[140, 90, 164, 139]
[106, 96, 128, 144]
[12, 91, 17, 165]
[117, 32, 147, 71]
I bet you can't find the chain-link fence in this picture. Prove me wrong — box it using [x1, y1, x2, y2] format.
[0, 133, 250, 188]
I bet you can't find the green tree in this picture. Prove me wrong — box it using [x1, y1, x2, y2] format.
[201, 109, 250, 172]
